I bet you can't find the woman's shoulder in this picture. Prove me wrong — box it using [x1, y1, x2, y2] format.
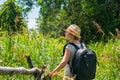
[65, 43, 79, 50]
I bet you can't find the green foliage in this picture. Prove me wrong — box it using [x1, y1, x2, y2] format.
[36, 0, 120, 42]
[0, 0, 27, 34]
[17, 0, 36, 13]
[0, 31, 66, 79]
[2, 0, 119, 42]
[1, 0, 119, 42]
[0, 0, 119, 79]
[89, 39, 120, 80]
[0, 31, 119, 79]
[36, 0, 67, 37]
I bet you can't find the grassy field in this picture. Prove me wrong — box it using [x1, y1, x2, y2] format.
[0, 31, 119, 80]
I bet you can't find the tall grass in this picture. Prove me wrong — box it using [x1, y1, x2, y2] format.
[0, 31, 119, 80]
[89, 39, 120, 80]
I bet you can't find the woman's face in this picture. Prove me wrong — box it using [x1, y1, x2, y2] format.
[65, 31, 73, 41]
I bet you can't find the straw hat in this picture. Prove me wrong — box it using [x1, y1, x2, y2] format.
[64, 24, 81, 39]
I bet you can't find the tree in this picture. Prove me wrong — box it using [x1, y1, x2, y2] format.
[12, 0, 120, 42]
[36, 0, 120, 42]
[0, 0, 27, 34]
[16, 0, 36, 15]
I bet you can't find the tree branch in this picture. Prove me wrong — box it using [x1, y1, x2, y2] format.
[0, 66, 41, 75]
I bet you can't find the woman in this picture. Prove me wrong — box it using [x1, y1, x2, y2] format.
[49, 24, 82, 80]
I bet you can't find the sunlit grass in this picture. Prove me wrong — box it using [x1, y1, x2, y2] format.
[0, 31, 119, 80]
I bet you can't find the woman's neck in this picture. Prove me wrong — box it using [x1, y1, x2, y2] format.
[70, 39, 80, 44]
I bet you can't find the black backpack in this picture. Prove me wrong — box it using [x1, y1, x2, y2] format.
[63, 43, 97, 80]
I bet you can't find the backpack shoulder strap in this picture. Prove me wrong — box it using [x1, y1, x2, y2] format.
[69, 42, 87, 49]
[62, 43, 70, 56]
[62, 42, 86, 56]
[69, 43, 80, 49]
[81, 43, 87, 49]
[62, 42, 80, 56]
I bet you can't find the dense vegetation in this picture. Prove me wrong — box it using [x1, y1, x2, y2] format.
[0, 0, 120, 80]
[36, 0, 120, 42]
[0, 0, 26, 34]
[0, 31, 119, 80]
[1, 0, 120, 42]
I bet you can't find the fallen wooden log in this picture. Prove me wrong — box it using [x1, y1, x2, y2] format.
[0, 55, 51, 80]
[0, 66, 41, 75]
